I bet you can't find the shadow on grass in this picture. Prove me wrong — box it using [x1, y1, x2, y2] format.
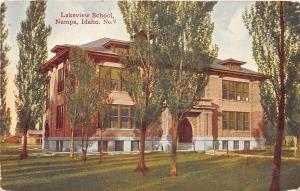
[2, 145, 300, 191]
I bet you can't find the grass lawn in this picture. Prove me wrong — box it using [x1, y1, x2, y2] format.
[1, 144, 300, 191]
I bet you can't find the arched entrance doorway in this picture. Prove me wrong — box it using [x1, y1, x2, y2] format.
[178, 118, 193, 143]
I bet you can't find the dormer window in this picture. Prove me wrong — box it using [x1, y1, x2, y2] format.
[228, 64, 240, 71]
[103, 40, 129, 54]
[219, 58, 245, 72]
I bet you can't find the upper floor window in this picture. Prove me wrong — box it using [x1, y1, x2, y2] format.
[56, 104, 64, 129]
[109, 105, 137, 129]
[57, 68, 64, 92]
[222, 80, 249, 101]
[99, 66, 122, 91]
[222, 111, 249, 131]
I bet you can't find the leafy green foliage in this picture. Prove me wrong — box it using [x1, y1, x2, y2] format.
[0, 3, 11, 136]
[119, 1, 164, 129]
[243, 2, 300, 140]
[64, 47, 110, 130]
[154, 1, 218, 119]
[16, 1, 51, 131]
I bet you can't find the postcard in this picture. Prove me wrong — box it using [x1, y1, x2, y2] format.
[0, 1, 299, 191]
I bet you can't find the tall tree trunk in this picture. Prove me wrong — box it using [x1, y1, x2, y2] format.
[20, 128, 28, 160]
[70, 127, 74, 158]
[99, 129, 104, 163]
[135, 123, 148, 174]
[81, 126, 87, 163]
[297, 133, 300, 151]
[170, 116, 179, 176]
[269, 2, 285, 191]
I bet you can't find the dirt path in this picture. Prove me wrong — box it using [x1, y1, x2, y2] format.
[205, 151, 300, 161]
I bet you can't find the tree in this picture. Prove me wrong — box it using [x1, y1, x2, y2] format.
[0, 2, 11, 137]
[4, 107, 11, 135]
[97, 101, 111, 163]
[243, 2, 300, 190]
[64, 47, 109, 162]
[154, 1, 217, 176]
[16, 1, 51, 159]
[97, 65, 111, 163]
[284, 2, 300, 151]
[118, 1, 164, 174]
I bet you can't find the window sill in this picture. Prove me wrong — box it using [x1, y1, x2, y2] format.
[222, 129, 250, 132]
[222, 99, 249, 103]
[106, 128, 139, 131]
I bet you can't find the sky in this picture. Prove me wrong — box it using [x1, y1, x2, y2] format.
[3, 1, 255, 134]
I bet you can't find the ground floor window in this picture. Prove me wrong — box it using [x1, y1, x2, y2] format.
[56, 140, 63, 152]
[131, 141, 139, 151]
[98, 140, 108, 152]
[115, 141, 124, 151]
[234, 141, 239, 150]
[213, 140, 220, 150]
[244, 141, 250, 150]
[56, 105, 64, 129]
[109, 105, 137, 129]
[222, 111, 249, 131]
[222, 140, 228, 150]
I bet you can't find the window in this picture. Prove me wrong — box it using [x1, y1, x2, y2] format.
[222, 112, 228, 130]
[115, 141, 124, 151]
[56, 140, 63, 152]
[237, 82, 243, 101]
[222, 80, 249, 101]
[222, 81, 228, 99]
[109, 105, 136, 129]
[229, 112, 235, 129]
[234, 141, 239, 150]
[98, 140, 108, 152]
[56, 105, 64, 129]
[229, 81, 235, 100]
[110, 106, 118, 128]
[57, 68, 64, 92]
[236, 112, 243, 130]
[228, 64, 240, 71]
[121, 106, 129, 128]
[244, 141, 250, 150]
[222, 141, 228, 150]
[244, 113, 249, 130]
[111, 68, 120, 91]
[222, 111, 249, 131]
[56, 141, 59, 152]
[213, 140, 220, 150]
[131, 141, 139, 151]
[99, 66, 121, 91]
[242, 83, 249, 101]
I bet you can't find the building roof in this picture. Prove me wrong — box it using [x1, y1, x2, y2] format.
[211, 59, 264, 76]
[43, 37, 266, 79]
[51, 37, 130, 55]
[218, 58, 246, 65]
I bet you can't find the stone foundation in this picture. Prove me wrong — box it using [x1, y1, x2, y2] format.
[44, 137, 266, 153]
